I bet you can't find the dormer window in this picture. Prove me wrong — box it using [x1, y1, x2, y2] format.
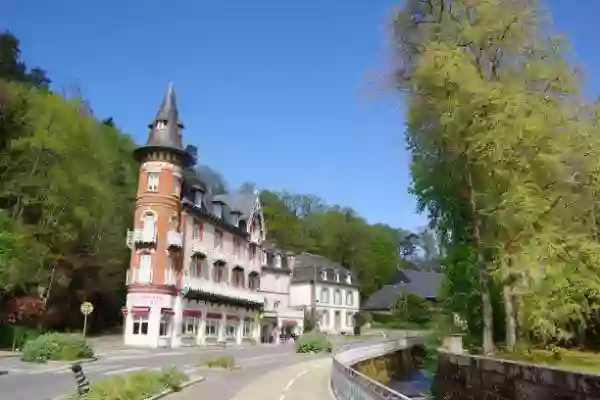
[335, 273, 340, 283]
[156, 120, 165, 130]
[194, 191, 203, 207]
[213, 202, 223, 219]
[346, 275, 352, 284]
[321, 271, 327, 280]
[230, 211, 241, 227]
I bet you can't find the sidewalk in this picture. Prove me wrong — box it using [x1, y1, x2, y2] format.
[231, 357, 334, 400]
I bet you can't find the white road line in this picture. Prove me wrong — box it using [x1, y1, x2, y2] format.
[280, 364, 325, 400]
[103, 366, 145, 376]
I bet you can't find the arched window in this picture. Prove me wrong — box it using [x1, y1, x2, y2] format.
[141, 211, 156, 240]
[169, 214, 178, 230]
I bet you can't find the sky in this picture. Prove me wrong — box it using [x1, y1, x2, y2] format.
[1, 0, 598, 232]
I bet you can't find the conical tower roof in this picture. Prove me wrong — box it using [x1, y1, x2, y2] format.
[133, 83, 195, 167]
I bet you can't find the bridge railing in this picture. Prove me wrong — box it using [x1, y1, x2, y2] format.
[330, 335, 424, 400]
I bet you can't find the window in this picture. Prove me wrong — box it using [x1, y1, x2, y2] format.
[189, 259, 201, 277]
[274, 301, 280, 310]
[346, 291, 353, 306]
[214, 230, 223, 249]
[334, 290, 341, 305]
[181, 317, 201, 336]
[243, 322, 253, 337]
[347, 312, 354, 327]
[159, 315, 171, 337]
[132, 315, 149, 335]
[141, 212, 156, 240]
[346, 275, 352, 284]
[194, 191, 203, 207]
[225, 321, 237, 338]
[249, 244, 257, 260]
[205, 319, 219, 337]
[192, 220, 202, 241]
[156, 120, 165, 129]
[147, 172, 159, 192]
[233, 238, 240, 256]
[213, 264, 224, 283]
[138, 254, 152, 283]
[321, 271, 327, 280]
[321, 312, 329, 327]
[320, 288, 329, 303]
[169, 215, 178, 230]
[165, 257, 175, 285]
[173, 176, 180, 197]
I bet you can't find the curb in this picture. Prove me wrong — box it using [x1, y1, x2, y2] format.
[197, 365, 242, 372]
[48, 357, 98, 366]
[148, 376, 206, 400]
[0, 352, 21, 359]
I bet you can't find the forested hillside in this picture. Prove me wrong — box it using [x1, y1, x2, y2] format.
[0, 31, 421, 334]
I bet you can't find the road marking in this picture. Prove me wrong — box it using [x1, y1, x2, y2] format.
[53, 364, 124, 374]
[279, 362, 328, 400]
[103, 350, 185, 361]
[103, 366, 145, 376]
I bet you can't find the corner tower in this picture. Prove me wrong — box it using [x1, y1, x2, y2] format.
[123, 83, 196, 348]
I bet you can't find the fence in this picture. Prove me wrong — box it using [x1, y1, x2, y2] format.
[330, 336, 424, 400]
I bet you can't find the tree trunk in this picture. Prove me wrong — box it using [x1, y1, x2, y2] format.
[466, 169, 495, 355]
[503, 283, 517, 351]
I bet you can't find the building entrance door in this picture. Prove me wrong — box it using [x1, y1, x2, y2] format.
[334, 311, 341, 332]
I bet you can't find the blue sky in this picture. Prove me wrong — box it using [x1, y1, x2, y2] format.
[1, 0, 597, 232]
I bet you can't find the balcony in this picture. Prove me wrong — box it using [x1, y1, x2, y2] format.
[126, 268, 153, 285]
[181, 276, 264, 304]
[167, 230, 182, 249]
[190, 240, 207, 257]
[133, 229, 156, 245]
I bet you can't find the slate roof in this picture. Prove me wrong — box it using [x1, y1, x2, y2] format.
[133, 83, 195, 167]
[362, 268, 444, 311]
[291, 253, 358, 288]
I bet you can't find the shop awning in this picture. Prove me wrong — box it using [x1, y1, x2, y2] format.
[283, 320, 298, 325]
[121, 307, 128, 316]
[131, 306, 150, 314]
[206, 312, 222, 320]
[162, 308, 175, 316]
[226, 315, 239, 320]
[183, 309, 202, 317]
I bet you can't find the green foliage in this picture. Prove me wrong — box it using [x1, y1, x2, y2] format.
[21, 333, 93, 363]
[295, 331, 332, 353]
[391, 293, 432, 325]
[303, 309, 315, 332]
[70, 366, 188, 399]
[0, 32, 137, 332]
[0, 324, 44, 350]
[393, 0, 600, 352]
[203, 355, 235, 369]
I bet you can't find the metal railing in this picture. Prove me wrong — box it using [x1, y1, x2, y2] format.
[330, 336, 424, 400]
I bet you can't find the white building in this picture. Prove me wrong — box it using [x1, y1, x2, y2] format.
[289, 253, 360, 334]
[121, 84, 359, 348]
[259, 246, 304, 343]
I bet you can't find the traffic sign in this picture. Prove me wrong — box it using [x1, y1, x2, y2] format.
[80, 302, 94, 316]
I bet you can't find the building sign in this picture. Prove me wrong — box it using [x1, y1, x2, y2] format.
[127, 293, 171, 309]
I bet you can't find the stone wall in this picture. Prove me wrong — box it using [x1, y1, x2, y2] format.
[436, 351, 600, 400]
[353, 345, 426, 385]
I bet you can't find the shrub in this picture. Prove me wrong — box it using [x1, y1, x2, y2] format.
[70, 367, 188, 399]
[295, 331, 332, 353]
[204, 355, 236, 369]
[391, 293, 432, 325]
[21, 333, 94, 363]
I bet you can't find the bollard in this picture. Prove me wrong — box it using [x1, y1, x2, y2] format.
[71, 362, 90, 395]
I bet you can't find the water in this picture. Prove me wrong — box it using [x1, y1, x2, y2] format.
[388, 370, 431, 398]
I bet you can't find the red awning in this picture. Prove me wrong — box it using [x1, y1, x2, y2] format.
[121, 307, 128, 315]
[206, 313, 221, 320]
[183, 310, 202, 317]
[283, 320, 298, 325]
[162, 308, 175, 316]
[226, 315, 239, 320]
[131, 306, 150, 314]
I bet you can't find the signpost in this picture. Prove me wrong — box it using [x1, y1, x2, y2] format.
[80, 302, 94, 337]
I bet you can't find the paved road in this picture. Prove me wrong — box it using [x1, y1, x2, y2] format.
[0, 343, 314, 400]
